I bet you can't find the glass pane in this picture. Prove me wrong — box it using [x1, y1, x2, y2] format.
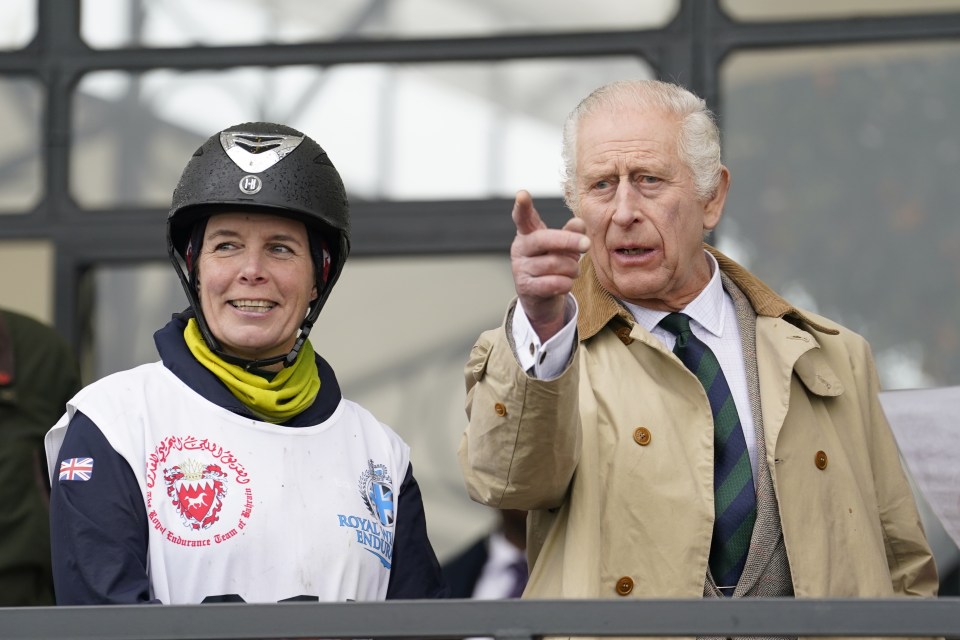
[0, 241, 54, 324]
[0, 0, 36, 50]
[71, 58, 652, 208]
[85, 263, 186, 378]
[81, 0, 678, 48]
[0, 77, 43, 213]
[85, 255, 518, 559]
[719, 42, 960, 389]
[722, 0, 960, 21]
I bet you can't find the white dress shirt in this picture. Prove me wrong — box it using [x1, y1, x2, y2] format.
[511, 251, 759, 484]
[470, 532, 528, 600]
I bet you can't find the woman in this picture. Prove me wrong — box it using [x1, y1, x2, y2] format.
[45, 122, 446, 604]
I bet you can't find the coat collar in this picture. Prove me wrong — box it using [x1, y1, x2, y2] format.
[572, 243, 839, 341]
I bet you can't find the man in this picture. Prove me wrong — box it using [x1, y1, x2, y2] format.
[442, 508, 527, 599]
[458, 79, 937, 602]
[0, 308, 81, 605]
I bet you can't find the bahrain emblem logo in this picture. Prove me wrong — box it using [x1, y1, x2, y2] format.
[163, 459, 228, 530]
[146, 435, 254, 549]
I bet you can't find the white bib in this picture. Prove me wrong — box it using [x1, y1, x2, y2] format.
[46, 362, 410, 604]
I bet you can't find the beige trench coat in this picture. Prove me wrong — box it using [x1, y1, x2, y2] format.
[458, 246, 937, 603]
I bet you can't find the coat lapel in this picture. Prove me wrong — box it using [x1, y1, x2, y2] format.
[721, 274, 795, 598]
[753, 315, 822, 458]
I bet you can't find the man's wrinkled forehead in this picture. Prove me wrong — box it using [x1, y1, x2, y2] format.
[575, 106, 682, 174]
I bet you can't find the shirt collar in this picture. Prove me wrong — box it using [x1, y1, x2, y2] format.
[571, 243, 839, 341]
[487, 531, 526, 569]
[622, 250, 726, 337]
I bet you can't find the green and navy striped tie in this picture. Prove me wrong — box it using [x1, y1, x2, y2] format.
[659, 312, 756, 594]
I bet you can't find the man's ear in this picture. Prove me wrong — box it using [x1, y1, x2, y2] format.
[703, 166, 730, 231]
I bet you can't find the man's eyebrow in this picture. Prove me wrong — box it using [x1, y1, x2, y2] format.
[581, 163, 660, 179]
[579, 162, 616, 179]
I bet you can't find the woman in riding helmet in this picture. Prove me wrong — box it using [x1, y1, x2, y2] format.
[46, 123, 446, 604]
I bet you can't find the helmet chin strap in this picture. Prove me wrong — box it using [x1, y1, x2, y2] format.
[217, 348, 291, 372]
[279, 325, 313, 368]
[192, 303, 317, 372]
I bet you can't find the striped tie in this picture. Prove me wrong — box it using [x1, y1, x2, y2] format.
[658, 312, 756, 594]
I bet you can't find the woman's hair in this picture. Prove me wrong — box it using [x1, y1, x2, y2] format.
[560, 79, 723, 211]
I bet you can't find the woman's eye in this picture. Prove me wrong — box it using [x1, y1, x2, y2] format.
[213, 242, 236, 251]
[639, 175, 660, 184]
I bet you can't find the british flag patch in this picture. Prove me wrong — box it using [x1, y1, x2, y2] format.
[59, 457, 94, 482]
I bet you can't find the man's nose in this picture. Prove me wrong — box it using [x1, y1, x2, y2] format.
[610, 181, 643, 227]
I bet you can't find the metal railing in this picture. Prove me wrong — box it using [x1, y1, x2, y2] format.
[2, 598, 958, 639]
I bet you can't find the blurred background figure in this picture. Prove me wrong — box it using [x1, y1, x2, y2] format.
[443, 509, 527, 599]
[0, 308, 80, 606]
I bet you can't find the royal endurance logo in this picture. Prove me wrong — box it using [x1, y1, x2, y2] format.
[360, 460, 395, 527]
[337, 459, 396, 568]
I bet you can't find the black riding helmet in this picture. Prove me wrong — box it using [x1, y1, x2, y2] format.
[168, 122, 351, 370]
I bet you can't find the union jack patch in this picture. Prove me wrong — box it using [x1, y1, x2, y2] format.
[59, 457, 94, 482]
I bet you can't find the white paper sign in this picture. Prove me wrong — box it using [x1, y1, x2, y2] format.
[880, 386, 960, 548]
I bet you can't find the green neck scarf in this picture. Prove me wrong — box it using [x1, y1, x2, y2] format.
[184, 318, 320, 424]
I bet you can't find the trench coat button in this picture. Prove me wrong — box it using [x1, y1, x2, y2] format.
[633, 427, 651, 446]
[494, 402, 507, 417]
[815, 450, 828, 470]
[615, 576, 634, 596]
[614, 326, 634, 345]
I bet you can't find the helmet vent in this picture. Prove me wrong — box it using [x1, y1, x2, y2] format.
[220, 130, 305, 174]
[314, 153, 334, 167]
[234, 135, 283, 154]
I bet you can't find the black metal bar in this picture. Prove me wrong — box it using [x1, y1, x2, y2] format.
[0, 598, 958, 640]
[8, 197, 565, 261]
[52, 245, 82, 355]
[57, 30, 668, 72]
[712, 12, 960, 53]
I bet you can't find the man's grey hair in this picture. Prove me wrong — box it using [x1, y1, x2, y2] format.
[561, 79, 723, 212]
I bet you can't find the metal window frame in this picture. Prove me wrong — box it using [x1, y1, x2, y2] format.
[0, 1, 957, 627]
[1, 1, 959, 346]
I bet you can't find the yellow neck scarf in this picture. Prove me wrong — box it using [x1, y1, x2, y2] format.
[184, 318, 320, 424]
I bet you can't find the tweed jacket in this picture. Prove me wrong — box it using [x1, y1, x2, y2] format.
[458, 245, 937, 602]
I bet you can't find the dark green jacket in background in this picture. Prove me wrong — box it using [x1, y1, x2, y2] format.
[0, 309, 80, 606]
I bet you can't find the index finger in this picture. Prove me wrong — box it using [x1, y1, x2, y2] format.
[512, 190, 546, 236]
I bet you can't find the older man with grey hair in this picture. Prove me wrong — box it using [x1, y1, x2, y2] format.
[458, 79, 937, 605]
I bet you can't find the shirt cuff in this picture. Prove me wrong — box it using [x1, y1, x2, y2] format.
[510, 295, 578, 380]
